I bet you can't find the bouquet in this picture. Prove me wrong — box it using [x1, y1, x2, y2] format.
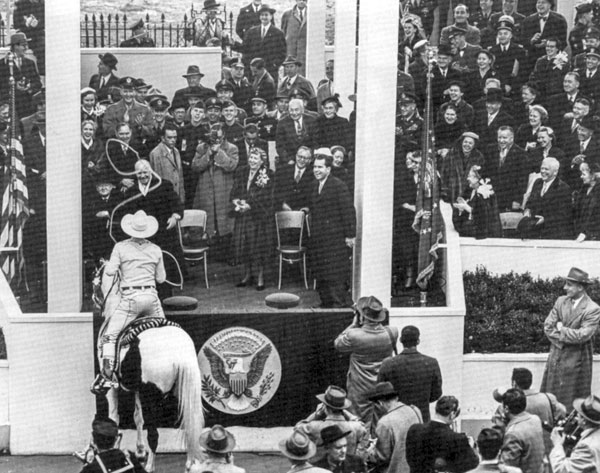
[477, 178, 494, 199]
[552, 51, 569, 70]
[255, 168, 270, 188]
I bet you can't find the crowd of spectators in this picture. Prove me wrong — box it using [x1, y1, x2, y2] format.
[75, 1, 355, 306]
[393, 0, 600, 291]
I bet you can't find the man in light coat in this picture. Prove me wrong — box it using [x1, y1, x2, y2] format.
[334, 296, 398, 433]
[541, 267, 600, 410]
[550, 394, 600, 473]
[367, 382, 422, 473]
[149, 125, 185, 204]
[281, 0, 307, 73]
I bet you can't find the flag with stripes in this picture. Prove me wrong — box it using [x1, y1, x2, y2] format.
[0, 138, 29, 284]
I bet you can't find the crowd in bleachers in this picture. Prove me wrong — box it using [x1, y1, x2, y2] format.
[392, 0, 600, 291]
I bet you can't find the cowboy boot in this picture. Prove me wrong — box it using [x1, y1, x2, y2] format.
[90, 358, 118, 395]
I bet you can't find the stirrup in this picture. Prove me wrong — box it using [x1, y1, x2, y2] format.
[90, 373, 119, 395]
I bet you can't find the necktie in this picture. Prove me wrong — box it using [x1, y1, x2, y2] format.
[581, 141, 586, 153]
[299, 9, 303, 23]
[122, 145, 127, 154]
[295, 119, 302, 135]
[262, 27, 266, 39]
[294, 168, 301, 183]
[541, 183, 548, 196]
[499, 149, 506, 165]
[488, 114, 494, 126]
[99, 77, 105, 89]
[123, 108, 130, 123]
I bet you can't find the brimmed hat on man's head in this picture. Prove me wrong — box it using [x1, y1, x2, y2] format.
[129, 19, 145, 31]
[579, 115, 598, 133]
[149, 97, 170, 111]
[206, 97, 223, 110]
[282, 55, 303, 67]
[199, 425, 236, 453]
[437, 44, 453, 57]
[574, 395, 600, 425]
[257, 4, 276, 15]
[119, 77, 136, 90]
[399, 92, 418, 105]
[586, 47, 600, 59]
[121, 210, 159, 239]
[496, 15, 515, 32]
[98, 52, 118, 70]
[203, 0, 221, 10]
[585, 27, 600, 40]
[577, 3, 594, 15]
[485, 88, 503, 103]
[10, 32, 30, 46]
[230, 57, 245, 69]
[319, 425, 351, 446]
[316, 385, 352, 410]
[356, 295, 385, 322]
[565, 267, 592, 285]
[448, 26, 467, 38]
[289, 88, 309, 100]
[279, 430, 316, 460]
[368, 382, 397, 402]
[215, 79, 234, 92]
[183, 65, 205, 78]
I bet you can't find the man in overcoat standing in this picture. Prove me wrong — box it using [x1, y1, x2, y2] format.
[308, 152, 355, 308]
[541, 267, 600, 411]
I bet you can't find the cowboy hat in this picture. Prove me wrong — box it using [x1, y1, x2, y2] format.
[121, 210, 159, 239]
[199, 425, 236, 453]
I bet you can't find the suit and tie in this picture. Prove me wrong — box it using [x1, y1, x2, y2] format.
[489, 42, 527, 92]
[235, 2, 262, 40]
[521, 11, 568, 74]
[577, 67, 600, 105]
[473, 109, 514, 149]
[522, 177, 572, 239]
[149, 142, 185, 204]
[483, 143, 528, 211]
[275, 113, 317, 164]
[0, 53, 43, 118]
[88, 72, 121, 102]
[242, 23, 287, 83]
[274, 163, 315, 210]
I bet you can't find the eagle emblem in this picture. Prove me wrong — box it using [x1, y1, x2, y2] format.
[198, 327, 282, 414]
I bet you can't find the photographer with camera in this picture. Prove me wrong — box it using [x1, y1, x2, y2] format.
[334, 296, 398, 434]
[75, 417, 146, 473]
[549, 394, 600, 472]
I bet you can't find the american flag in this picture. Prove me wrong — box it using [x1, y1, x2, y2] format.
[0, 137, 29, 284]
[412, 48, 444, 291]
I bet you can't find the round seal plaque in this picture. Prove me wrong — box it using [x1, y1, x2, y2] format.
[198, 327, 282, 414]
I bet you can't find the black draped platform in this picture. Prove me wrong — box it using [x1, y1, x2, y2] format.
[94, 309, 353, 428]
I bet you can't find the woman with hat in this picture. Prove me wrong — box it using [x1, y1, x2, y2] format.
[439, 131, 485, 205]
[190, 425, 245, 473]
[550, 394, 600, 472]
[541, 267, 600, 411]
[91, 210, 166, 394]
[573, 160, 600, 242]
[315, 94, 352, 154]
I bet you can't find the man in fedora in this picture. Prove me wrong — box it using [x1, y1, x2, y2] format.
[194, 0, 230, 47]
[549, 394, 600, 472]
[238, 4, 286, 85]
[277, 55, 316, 110]
[378, 325, 442, 423]
[296, 385, 369, 459]
[312, 425, 366, 473]
[366, 382, 422, 473]
[75, 417, 146, 473]
[88, 53, 120, 102]
[334, 296, 398, 433]
[0, 32, 43, 119]
[281, 0, 307, 74]
[190, 425, 246, 473]
[541, 267, 600, 410]
[280, 430, 329, 473]
[91, 209, 166, 394]
[171, 65, 216, 110]
[120, 18, 155, 47]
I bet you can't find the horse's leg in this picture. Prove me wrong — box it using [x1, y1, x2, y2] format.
[137, 387, 161, 473]
[106, 387, 119, 425]
[134, 393, 151, 471]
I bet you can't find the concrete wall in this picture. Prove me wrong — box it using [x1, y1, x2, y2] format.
[81, 48, 222, 104]
[460, 237, 600, 279]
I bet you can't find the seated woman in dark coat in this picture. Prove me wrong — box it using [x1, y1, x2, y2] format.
[315, 94, 352, 153]
[230, 147, 274, 290]
[466, 50, 498, 104]
[515, 104, 547, 151]
[452, 165, 502, 239]
[439, 131, 485, 204]
[513, 82, 541, 128]
[81, 119, 105, 203]
[574, 160, 600, 242]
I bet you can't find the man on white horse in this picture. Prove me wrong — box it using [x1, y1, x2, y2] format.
[91, 209, 167, 395]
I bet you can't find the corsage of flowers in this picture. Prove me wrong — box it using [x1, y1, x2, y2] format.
[255, 168, 270, 188]
[477, 178, 495, 199]
[552, 51, 569, 70]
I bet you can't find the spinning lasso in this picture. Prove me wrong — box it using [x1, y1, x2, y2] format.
[102, 139, 183, 288]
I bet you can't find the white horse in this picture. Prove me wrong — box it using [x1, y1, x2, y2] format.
[95, 267, 204, 472]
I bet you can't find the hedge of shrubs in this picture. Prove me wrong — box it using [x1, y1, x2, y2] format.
[463, 267, 600, 354]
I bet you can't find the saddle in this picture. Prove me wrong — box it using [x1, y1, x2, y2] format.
[113, 316, 181, 377]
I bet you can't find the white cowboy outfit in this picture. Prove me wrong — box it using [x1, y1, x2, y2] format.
[92, 210, 166, 394]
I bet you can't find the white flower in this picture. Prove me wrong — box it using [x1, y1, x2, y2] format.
[553, 51, 569, 70]
[255, 168, 270, 188]
[477, 178, 494, 199]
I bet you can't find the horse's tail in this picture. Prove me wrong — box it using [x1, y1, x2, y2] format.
[175, 337, 205, 464]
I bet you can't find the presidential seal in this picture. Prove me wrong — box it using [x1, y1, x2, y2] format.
[198, 327, 282, 414]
